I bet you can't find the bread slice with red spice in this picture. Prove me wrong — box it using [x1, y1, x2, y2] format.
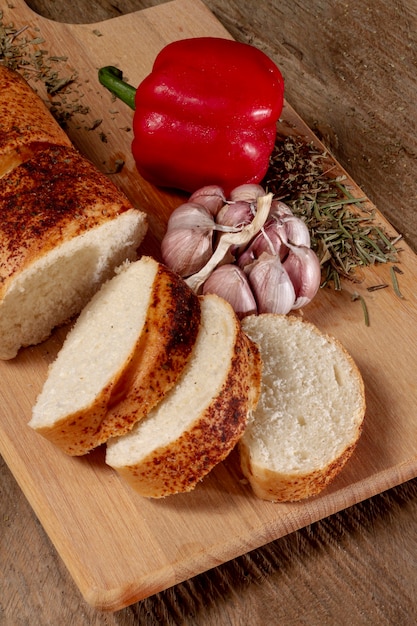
[29, 257, 201, 456]
[105, 294, 262, 498]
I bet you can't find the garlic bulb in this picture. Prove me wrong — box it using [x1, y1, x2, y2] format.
[247, 253, 296, 315]
[202, 264, 257, 319]
[160, 182, 322, 317]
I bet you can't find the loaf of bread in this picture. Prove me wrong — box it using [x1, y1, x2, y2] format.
[0, 68, 147, 360]
[30, 257, 201, 455]
[240, 314, 366, 502]
[0, 65, 71, 177]
[105, 294, 262, 498]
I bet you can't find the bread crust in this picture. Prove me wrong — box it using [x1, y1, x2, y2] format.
[32, 261, 201, 456]
[0, 144, 134, 299]
[239, 314, 366, 502]
[239, 434, 362, 502]
[110, 317, 262, 498]
[0, 66, 71, 176]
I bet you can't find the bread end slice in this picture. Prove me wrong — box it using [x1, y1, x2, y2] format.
[240, 314, 366, 502]
[0, 145, 147, 360]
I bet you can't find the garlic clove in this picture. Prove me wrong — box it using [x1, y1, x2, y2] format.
[247, 253, 296, 314]
[229, 183, 266, 203]
[283, 245, 321, 309]
[161, 227, 213, 277]
[202, 264, 257, 319]
[216, 200, 255, 229]
[167, 202, 215, 232]
[280, 215, 311, 247]
[189, 185, 226, 217]
[236, 245, 256, 269]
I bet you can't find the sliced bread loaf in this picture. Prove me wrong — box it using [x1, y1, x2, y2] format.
[0, 145, 147, 359]
[105, 294, 262, 498]
[240, 314, 366, 502]
[29, 257, 201, 455]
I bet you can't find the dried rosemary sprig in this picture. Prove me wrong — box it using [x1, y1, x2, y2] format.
[263, 135, 402, 291]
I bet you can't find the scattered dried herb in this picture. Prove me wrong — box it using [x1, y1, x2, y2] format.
[0, 11, 89, 127]
[263, 135, 402, 291]
[87, 119, 103, 131]
[351, 292, 370, 327]
[390, 265, 404, 299]
[367, 283, 388, 292]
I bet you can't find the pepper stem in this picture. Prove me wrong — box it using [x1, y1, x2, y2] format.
[98, 66, 136, 110]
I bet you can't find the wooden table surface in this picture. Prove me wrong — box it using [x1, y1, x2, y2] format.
[2, 1, 417, 624]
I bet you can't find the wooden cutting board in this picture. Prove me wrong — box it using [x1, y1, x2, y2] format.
[1, 0, 417, 612]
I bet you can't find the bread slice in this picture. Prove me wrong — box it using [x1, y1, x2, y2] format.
[105, 294, 262, 498]
[0, 66, 71, 177]
[240, 314, 366, 502]
[29, 257, 201, 456]
[0, 144, 147, 359]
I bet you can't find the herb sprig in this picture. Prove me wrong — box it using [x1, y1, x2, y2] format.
[263, 136, 402, 291]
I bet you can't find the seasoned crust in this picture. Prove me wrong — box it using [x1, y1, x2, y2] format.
[33, 261, 201, 456]
[0, 66, 71, 176]
[0, 144, 133, 298]
[112, 324, 262, 498]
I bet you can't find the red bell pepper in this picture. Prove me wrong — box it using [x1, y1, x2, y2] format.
[98, 37, 284, 194]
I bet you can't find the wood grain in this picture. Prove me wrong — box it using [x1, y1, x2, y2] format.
[2, 0, 417, 624]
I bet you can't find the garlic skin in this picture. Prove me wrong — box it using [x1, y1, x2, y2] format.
[189, 185, 226, 217]
[161, 227, 213, 277]
[283, 245, 321, 309]
[247, 253, 296, 315]
[202, 264, 257, 319]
